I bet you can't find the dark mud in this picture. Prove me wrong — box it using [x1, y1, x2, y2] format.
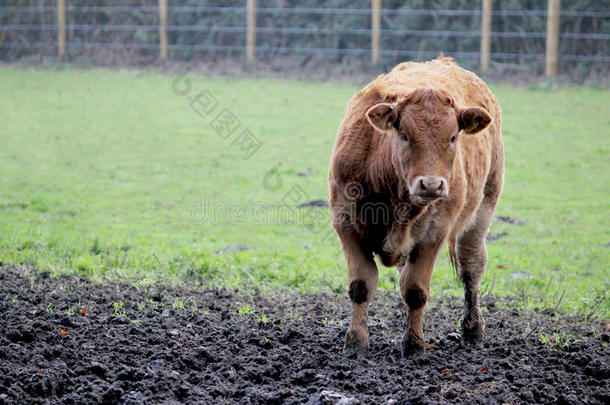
[1, 266, 608, 404]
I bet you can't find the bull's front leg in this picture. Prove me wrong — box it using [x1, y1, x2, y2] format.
[336, 228, 378, 357]
[399, 240, 443, 355]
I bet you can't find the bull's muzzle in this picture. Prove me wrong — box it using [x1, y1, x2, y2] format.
[411, 176, 448, 200]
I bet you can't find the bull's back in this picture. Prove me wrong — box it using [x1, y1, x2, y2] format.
[379, 59, 499, 125]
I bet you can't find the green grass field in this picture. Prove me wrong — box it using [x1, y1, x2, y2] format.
[1, 68, 608, 317]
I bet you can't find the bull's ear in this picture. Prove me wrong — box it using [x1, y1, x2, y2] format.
[459, 107, 492, 134]
[366, 103, 399, 133]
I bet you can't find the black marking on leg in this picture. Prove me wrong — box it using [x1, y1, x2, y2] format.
[348, 279, 368, 304]
[404, 287, 426, 310]
[408, 244, 419, 263]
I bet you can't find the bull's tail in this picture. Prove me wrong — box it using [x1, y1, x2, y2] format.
[447, 235, 459, 275]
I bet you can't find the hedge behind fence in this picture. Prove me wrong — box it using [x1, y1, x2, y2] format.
[1, 0, 608, 76]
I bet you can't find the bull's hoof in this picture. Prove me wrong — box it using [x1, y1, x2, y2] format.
[344, 329, 369, 359]
[462, 323, 484, 345]
[401, 334, 425, 357]
[343, 341, 369, 359]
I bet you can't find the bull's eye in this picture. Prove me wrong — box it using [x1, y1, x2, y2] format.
[400, 132, 409, 142]
[450, 134, 457, 143]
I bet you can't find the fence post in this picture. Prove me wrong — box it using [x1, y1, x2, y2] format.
[480, 0, 492, 73]
[545, 0, 561, 76]
[246, 0, 256, 65]
[371, 0, 381, 64]
[159, 0, 168, 60]
[57, 0, 66, 59]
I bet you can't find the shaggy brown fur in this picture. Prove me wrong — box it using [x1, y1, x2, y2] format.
[329, 56, 504, 356]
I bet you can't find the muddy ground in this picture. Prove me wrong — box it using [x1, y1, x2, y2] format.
[0, 266, 608, 404]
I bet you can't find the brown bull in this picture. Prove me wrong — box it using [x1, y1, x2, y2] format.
[329, 56, 504, 356]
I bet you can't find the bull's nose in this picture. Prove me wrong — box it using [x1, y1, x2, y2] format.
[411, 176, 448, 200]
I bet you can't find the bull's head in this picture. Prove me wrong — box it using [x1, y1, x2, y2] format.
[365, 87, 491, 205]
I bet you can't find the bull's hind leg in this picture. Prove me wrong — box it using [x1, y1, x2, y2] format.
[456, 196, 498, 344]
[337, 228, 378, 357]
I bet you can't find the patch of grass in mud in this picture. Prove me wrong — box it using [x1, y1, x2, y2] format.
[0, 68, 609, 318]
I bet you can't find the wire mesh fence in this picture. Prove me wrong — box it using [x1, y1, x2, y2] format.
[1, 0, 608, 77]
